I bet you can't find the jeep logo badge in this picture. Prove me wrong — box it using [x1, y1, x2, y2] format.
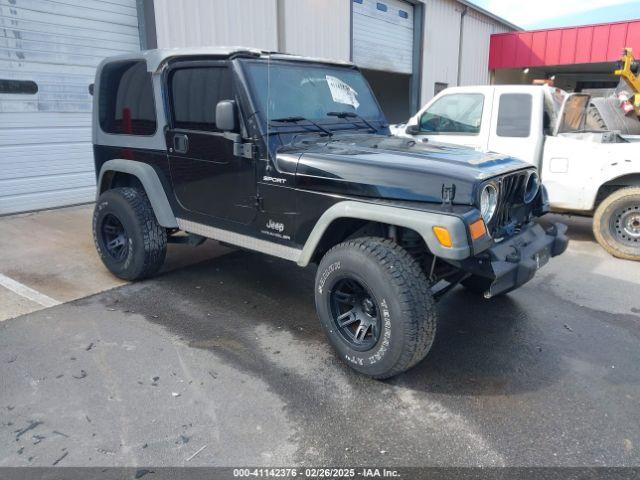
[266, 219, 285, 233]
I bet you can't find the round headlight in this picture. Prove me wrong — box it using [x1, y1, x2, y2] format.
[523, 171, 540, 204]
[480, 184, 498, 223]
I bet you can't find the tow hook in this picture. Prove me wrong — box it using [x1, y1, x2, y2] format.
[506, 246, 521, 263]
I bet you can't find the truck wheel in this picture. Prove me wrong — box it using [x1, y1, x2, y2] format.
[93, 187, 167, 280]
[315, 237, 437, 379]
[592, 187, 640, 261]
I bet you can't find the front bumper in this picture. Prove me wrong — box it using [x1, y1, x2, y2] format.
[464, 222, 569, 297]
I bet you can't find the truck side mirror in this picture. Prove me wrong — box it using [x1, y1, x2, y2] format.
[216, 100, 238, 132]
[406, 124, 420, 135]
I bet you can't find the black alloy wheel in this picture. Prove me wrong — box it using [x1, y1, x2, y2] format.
[101, 213, 129, 262]
[329, 277, 382, 351]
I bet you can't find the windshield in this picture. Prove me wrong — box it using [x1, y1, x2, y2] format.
[242, 60, 385, 128]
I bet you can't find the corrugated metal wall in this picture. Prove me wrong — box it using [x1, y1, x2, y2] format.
[420, 0, 511, 105]
[281, 0, 350, 61]
[153, 0, 350, 62]
[460, 9, 512, 85]
[0, 0, 140, 215]
[153, 0, 278, 50]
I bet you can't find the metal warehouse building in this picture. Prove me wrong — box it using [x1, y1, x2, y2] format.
[0, 0, 515, 215]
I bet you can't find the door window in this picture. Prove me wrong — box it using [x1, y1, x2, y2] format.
[497, 93, 532, 137]
[170, 66, 233, 131]
[419, 93, 483, 135]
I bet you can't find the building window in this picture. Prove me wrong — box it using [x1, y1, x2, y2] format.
[497, 93, 532, 137]
[419, 93, 484, 135]
[0, 79, 38, 95]
[434, 82, 448, 96]
[353, 0, 363, 3]
[398, 10, 409, 19]
[99, 61, 156, 136]
[376, 2, 387, 11]
[170, 66, 233, 132]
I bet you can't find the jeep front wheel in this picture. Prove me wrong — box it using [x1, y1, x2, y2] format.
[93, 187, 167, 280]
[593, 187, 640, 261]
[315, 237, 437, 379]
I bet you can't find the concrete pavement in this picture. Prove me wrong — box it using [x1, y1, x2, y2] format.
[0, 205, 229, 321]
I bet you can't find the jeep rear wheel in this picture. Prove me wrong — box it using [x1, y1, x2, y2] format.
[593, 187, 640, 262]
[315, 237, 436, 379]
[93, 187, 167, 280]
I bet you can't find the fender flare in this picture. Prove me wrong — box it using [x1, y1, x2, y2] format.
[97, 159, 178, 228]
[297, 201, 471, 266]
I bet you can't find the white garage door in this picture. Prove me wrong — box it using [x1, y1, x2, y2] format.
[352, 0, 414, 74]
[0, 0, 141, 215]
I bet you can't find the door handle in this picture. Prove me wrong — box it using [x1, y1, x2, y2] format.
[173, 134, 189, 154]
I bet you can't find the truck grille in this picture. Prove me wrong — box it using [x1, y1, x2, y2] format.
[489, 170, 534, 238]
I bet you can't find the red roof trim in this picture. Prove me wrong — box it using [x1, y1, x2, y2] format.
[489, 18, 640, 69]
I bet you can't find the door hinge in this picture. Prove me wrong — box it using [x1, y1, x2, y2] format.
[253, 195, 264, 211]
[234, 142, 254, 159]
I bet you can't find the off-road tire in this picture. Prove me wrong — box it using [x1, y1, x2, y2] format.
[93, 187, 167, 280]
[592, 187, 640, 261]
[315, 237, 437, 379]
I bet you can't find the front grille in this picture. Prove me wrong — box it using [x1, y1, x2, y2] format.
[489, 170, 533, 238]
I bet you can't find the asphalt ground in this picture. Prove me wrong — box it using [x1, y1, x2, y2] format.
[0, 213, 639, 467]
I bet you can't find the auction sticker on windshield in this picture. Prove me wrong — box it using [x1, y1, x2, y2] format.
[326, 75, 360, 109]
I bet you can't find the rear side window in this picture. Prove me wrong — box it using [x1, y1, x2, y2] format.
[170, 66, 233, 131]
[497, 93, 532, 137]
[99, 61, 156, 135]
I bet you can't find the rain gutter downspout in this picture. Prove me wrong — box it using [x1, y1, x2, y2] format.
[456, 5, 468, 86]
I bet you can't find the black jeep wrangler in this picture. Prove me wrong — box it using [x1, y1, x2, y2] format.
[91, 47, 568, 379]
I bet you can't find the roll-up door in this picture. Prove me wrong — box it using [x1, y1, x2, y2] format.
[0, 0, 141, 215]
[352, 0, 414, 74]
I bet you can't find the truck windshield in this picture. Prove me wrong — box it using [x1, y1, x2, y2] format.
[242, 60, 385, 130]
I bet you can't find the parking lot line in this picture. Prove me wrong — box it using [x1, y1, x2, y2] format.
[0, 273, 61, 308]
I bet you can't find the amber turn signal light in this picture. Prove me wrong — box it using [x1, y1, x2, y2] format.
[432, 226, 453, 248]
[469, 218, 487, 240]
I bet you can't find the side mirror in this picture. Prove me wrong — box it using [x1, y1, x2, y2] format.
[216, 100, 238, 132]
[406, 124, 420, 135]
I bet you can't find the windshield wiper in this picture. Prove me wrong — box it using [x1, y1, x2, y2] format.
[270, 116, 332, 136]
[327, 111, 377, 132]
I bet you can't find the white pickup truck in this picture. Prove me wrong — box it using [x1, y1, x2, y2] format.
[394, 85, 640, 261]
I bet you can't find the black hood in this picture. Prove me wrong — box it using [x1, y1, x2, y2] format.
[276, 134, 532, 205]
